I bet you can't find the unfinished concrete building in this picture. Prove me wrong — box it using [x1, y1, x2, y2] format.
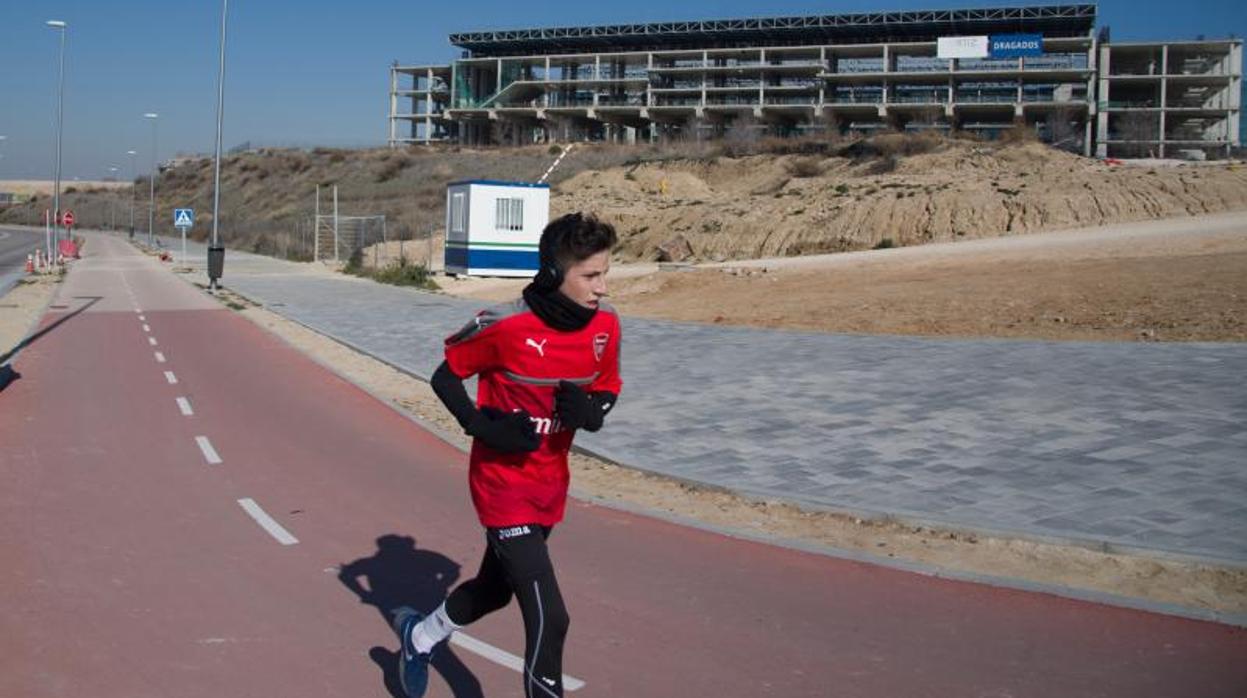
[1097, 41, 1242, 159]
[388, 4, 1242, 158]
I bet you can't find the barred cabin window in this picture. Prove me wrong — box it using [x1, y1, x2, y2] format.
[451, 192, 466, 233]
[495, 197, 524, 231]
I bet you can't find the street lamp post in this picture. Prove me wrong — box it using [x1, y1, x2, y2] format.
[107, 166, 119, 230]
[47, 20, 68, 249]
[207, 0, 230, 291]
[127, 150, 137, 238]
[143, 113, 158, 246]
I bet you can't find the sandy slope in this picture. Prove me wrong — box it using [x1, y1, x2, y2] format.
[551, 139, 1247, 262]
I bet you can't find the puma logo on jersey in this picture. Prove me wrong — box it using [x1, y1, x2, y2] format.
[497, 525, 532, 540]
[525, 338, 547, 357]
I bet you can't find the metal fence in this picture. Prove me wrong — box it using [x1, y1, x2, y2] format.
[315, 212, 385, 265]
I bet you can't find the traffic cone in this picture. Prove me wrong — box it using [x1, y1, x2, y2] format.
[26, 254, 35, 273]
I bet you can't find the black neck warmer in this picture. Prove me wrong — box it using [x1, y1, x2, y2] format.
[523, 283, 596, 332]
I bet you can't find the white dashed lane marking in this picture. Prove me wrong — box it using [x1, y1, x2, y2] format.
[236, 498, 299, 546]
[164, 371, 178, 384]
[195, 436, 222, 464]
[176, 397, 194, 416]
[154, 352, 166, 363]
[148, 337, 158, 346]
[449, 633, 586, 691]
[143, 324, 151, 332]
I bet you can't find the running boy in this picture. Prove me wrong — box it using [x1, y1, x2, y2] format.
[397, 212, 622, 698]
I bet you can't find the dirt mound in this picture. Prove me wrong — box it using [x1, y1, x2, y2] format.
[552, 139, 1247, 262]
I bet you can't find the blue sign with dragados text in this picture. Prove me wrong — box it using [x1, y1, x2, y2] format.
[990, 34, 1043, 58]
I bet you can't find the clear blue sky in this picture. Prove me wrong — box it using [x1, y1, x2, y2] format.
[1, 1, 1242, 180]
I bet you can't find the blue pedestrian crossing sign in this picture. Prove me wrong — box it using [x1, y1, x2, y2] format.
[174, 208, 194, 228]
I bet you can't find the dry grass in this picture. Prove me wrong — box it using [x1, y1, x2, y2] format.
[0, 133, 1022, 259]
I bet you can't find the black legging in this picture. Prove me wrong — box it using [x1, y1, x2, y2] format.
[444, 525, 569, 698]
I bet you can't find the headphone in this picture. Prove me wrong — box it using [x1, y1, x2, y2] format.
[534, 214, 577, 291]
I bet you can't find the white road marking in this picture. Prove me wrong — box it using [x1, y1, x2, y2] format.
[154, 351, 166, 363]
[164, 371, 177, 384]
[134, 308, 142, 314]
[176, 397, 193, 416]
[143, 324, 151, 332]
[139, 315, 146, 322]
[449, 634, 586, 691]
[194, 436, 222, 464]
[236, 498, 299, 546]
[148, 336, 158, 346]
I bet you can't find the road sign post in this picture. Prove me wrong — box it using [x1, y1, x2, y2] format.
[174, 208, 194, 269]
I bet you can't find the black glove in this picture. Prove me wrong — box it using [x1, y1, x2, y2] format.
[555, 381, 616, 433]
[467, 406, 540, 453]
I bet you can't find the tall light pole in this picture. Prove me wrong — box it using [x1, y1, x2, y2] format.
[207, 0, 230, 290]
[126, 150, 137, 237]
[47, 20, 68, 248]
[143, 112, 158, 246]
[107, 166, 119, 230]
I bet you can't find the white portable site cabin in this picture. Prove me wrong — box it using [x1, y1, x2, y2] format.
[444, 180, 550, 277]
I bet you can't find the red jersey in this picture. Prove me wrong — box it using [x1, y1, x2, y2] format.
[444, 298, 623, 527]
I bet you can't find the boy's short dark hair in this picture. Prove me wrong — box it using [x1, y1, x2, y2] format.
[542, 212, 617, 270]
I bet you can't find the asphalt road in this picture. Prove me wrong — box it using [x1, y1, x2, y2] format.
[0, 225, 47, 295]
[1, 235, 1244, 697]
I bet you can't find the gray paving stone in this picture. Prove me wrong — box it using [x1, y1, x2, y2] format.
[165, 238, 1247, 563]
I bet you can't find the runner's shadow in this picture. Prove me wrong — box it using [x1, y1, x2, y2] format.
[0, 364, 18, 393]
[339, 534, 483, 698]
[0, 295, 102, 366]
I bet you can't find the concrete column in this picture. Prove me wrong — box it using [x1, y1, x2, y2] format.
[647, 53, 654, 107]
[1087, 34, 1099, 157]
[701, 51, 708, 108]
[1230, 43, 1243, 147]
[1160, 45, 1169, 157]
[593, 55, 600, 107]
[450, 62, 458, 111]
[426, 67, 436, 143]
[882, 45, 890, 104]
[388, 67, 398, 147]
[818, 47, 826, 108]
[759, 49, 765, 106]
[1096, 45, 1111, 155]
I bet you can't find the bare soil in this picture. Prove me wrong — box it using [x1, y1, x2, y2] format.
[553, 139, 1247, 263]
[439, 215, 1247, 343]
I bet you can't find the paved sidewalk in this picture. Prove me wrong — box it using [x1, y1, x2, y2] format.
[142, 232, 1247, 564]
